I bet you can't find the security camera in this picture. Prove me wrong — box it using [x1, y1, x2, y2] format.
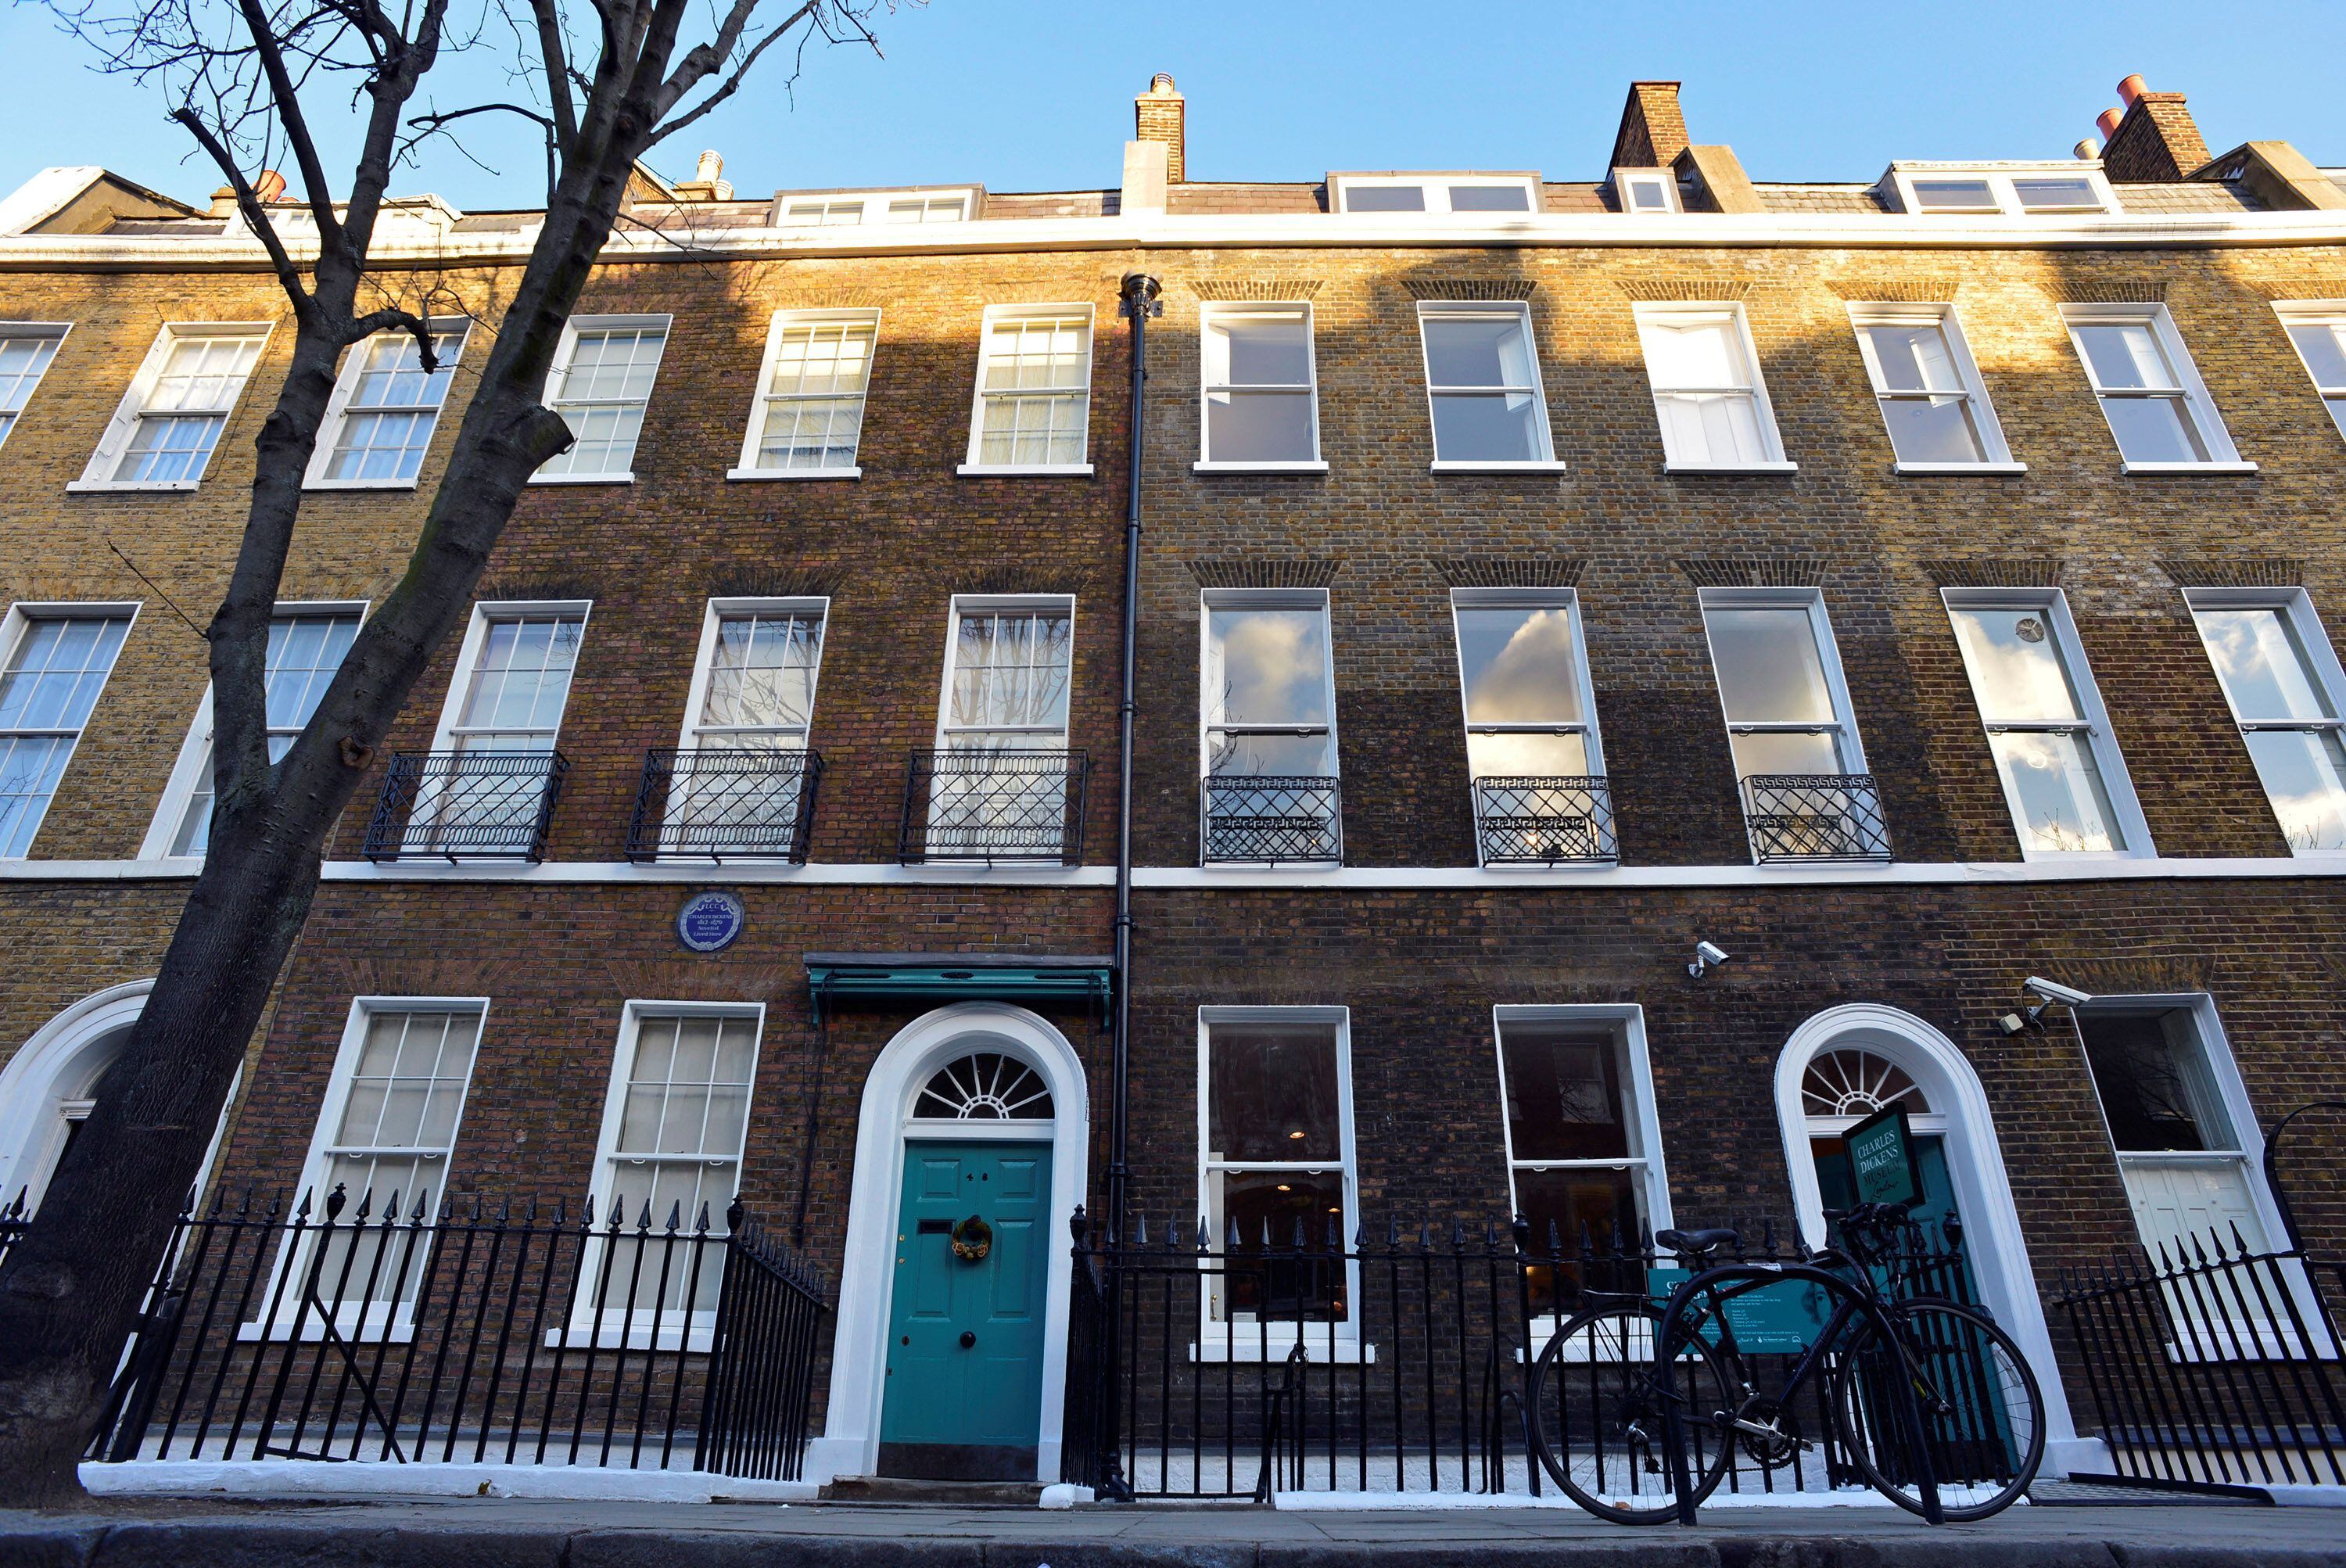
[2023, 976, 2093, 1008]
[1688, 941, 1731, 978]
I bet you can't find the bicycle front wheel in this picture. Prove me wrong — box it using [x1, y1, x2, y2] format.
[1830, 1299, 2046, 1521]
[1526, 1301, 1738, 1524]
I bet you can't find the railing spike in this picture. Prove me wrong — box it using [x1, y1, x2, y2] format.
[665, 1200, 683, 1234]
[1760, 1217, 1777, 1254]
[696, 1200, 712, 1235]
[351, 1186, 375, 1223]
[608, 1193, 628, 1231]
[1329, 1214, 1343, 1253]
[1292, 1215, 1307, 1251]
[2229, 1219, 2252, 1254]
[1196, 1215, 1211, 1253]
[1354, 1218, 1368, 1251]
[1547, 1218, 1563, 1257]
[1386, 1214, 1399, 1250]
[637, 1197, 655, 1233]
[1227, 1214, 1242, 1251]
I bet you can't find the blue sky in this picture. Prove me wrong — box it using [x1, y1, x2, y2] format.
[2, 1, 2342, 210]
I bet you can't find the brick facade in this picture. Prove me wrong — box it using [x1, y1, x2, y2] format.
[3, 71, 2345, 1479]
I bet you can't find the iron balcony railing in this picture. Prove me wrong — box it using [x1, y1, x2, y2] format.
[1739, 773, 1892, 864]
[1201, 775, 1341, 865]
[363, 750, 569, 863]
[1473, 776, 1617, 866]
[899, 749, 1089, 865]
[85, 1183, 828, 1480]
[626, 748, 825, 863]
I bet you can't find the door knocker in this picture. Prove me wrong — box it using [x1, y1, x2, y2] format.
[951, 1215, 992, 1261]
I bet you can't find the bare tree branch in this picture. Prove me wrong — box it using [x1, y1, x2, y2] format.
[527, 0, 578, 154]
[168, 104, 312, 310]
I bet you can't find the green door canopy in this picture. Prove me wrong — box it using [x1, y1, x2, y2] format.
[804, 953, 1114, 1028]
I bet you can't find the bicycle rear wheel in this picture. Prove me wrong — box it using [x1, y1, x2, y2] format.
[1525, 1301, 1738, 1524]
[1830, 1299, 2045, 1520]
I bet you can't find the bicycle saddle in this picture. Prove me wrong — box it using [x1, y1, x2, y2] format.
[1656, 1226, 1739, 1258]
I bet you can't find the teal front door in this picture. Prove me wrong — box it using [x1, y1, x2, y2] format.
[1813, 1132, 1981, 1300]
[878, 1139, 1052, 1480]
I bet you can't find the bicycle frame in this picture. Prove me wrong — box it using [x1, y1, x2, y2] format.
[1648, 1259, 1944, 1525]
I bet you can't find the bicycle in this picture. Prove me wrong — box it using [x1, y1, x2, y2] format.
[1523, 1203, 2045, 1525]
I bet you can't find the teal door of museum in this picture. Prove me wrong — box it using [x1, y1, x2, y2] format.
[1813, 1132, 1981, 1299]
[878, 1139, 1053, 1480]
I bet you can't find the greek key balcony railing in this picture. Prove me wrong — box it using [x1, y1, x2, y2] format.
[626, 748, 825, 863]
[1739, 773, 1892, 864]
[363, 750, 569, 863]
[1473, 776, 1617, 865]
[1201, 775, 1342, 865]
[899, 749, 1089, 865]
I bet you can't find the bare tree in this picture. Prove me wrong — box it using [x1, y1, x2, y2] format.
[0, 0, 902, 1503]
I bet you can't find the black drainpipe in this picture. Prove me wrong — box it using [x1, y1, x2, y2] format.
[1110, 272, 1160, 1242]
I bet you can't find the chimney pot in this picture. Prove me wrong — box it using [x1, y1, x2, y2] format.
[1135, 73, 1186, 183]
[2073, 138, 2100, 161]
[696, 149, 723, 184]
[2117, 73, 2147, 107]
[253, 169, 287, 203]
[2097, 106, 2125, 139]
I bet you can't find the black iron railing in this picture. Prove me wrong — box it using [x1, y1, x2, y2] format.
[364, 750, 570, 863]
[2058, 1225, 2346, 1495]
[84, 1184, 827, 1478]
[899, 749, 1089, 865]
[626, 748, 825, 863]
[0, 1189, 25, 1270]
[1063, 1209, 1973, 1502]
[1739, 774, 1892, 863]
[1201, 776, 1341, 865]
[1473, 777, 1617, 865]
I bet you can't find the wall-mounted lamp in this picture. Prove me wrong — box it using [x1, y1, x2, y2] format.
[1687, 941, 1731, 979]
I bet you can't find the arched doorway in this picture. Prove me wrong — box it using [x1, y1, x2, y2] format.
[1774, 1004, 2094, 1473]
[0, 981, 149, 1213]
[817, 1003, 1088, 1485]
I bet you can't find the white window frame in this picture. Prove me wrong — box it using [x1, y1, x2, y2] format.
[676, 597, 829, 755]
[0, 601, 141, 858]
[1887, 163, 2120, 217]
[2179, 585, 2346, 859]
[1846, 303, 2023, 474]
[0, 321, 70, 452]
[934, 593, 1078, 752]
[303, 318, 472, 490]
[773, 188, 977, 228]
[2071, 994, 2323, 1359]
[253, 996, 489, 1341]
[956, 303, 1096, 476]
[728, 307, 878, 482]
[2272, 300, 2346, 446]
[1195, 1005, 1364, 1362]
[1327, 173, 1542, 215]
[1698, 586, 1869, 770]
[1199, 587, 1341, 866]
[142, 600, 368, 861]
[568, 999, 765, 1352]
[1942, 587, 2154, 861]
[1414, 300, 1564, 472]
[1630, 301, 1796, 474]
[1493, 1004, 1674, 1337]
[1195, 301, 1326, 473]
[530, 313, 672, 485]
[1610, 168, 1681, 214]
[70, 322, 274, 493]
[2060, 303, 2254, 475]
[1450, 587, 1605, 869]
[404, 601, 590, 856]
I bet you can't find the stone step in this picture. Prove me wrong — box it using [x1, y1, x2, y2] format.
[816, 1475, 1046, 1507]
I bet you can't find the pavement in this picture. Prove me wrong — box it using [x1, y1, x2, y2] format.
[5, 1491, 2346, 1566]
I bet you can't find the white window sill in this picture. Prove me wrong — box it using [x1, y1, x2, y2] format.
[1664, 460, 1799, 475]
[1193, 460, 1329, 475]
[305, 478, 421, 492]
[956, 463, 1096, 478]
[1894, 461, 2029, 475]
[239, 1318, 415, 1344]
[66, 479, 199, 493]
[1430, 459, 1569, 473]
[543, 1323, 715, 1354]
[2017, 848, 2157, 865]
[529, 472, 636, 486]
[1194, 1336, 1376, 1365]
[2122, 460, 2259, 475]
[726, 466, 861, 482]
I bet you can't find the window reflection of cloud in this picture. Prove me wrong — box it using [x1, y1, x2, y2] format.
[1462, 610, 1577, 723]
[1955, 613, 2080, 721]
[1212, 612, 1325, 725]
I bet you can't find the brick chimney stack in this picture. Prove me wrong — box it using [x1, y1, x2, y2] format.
[1609, 81, 1690, 170]
[2096, 74, 2211, 182]
[1136, 73, 1185, 184]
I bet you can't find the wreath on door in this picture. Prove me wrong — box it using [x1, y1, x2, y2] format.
[951, 1215, 992, 1261]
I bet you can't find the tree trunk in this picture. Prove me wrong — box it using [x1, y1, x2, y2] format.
[0, 814, 323, 1504]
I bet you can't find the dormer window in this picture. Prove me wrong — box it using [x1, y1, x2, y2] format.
[1328, 174, 1540, 214]
[1888, 164, 2118, 217]
[1611, 168, 1680, 214]
[773, 188, 975, 228]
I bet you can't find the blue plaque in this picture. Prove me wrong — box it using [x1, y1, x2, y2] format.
[676, 890, 745, 953]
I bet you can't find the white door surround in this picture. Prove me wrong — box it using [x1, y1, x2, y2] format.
[1772, 1003, 2100, 1475]
[0, 979, 150, 1211]
[811, 1001, 1088, 1484]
